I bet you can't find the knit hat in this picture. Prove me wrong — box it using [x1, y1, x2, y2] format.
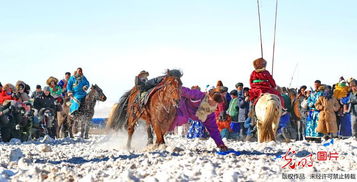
[253, 58, 267, 70]
[43, 86, 51, 92]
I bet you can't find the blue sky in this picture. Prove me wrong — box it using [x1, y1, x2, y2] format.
[1, 0, 356, 116]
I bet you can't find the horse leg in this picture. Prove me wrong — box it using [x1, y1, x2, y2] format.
[281, 127, 291, 142]
[147, 125, 154, 145]
[79, 118, 85, 138]
[302, 120, 306, 141]
[152, 123, 165, 146]
[298, 120, 302, 141]
[127, 125, 134, 149]
[84, 118, 90, 139]
[68, 117, 74, 138]
[71, 117, 78, 137]
[57, 113, 62, 138]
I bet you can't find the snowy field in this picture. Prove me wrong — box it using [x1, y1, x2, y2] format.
[1, 126, 357, 182]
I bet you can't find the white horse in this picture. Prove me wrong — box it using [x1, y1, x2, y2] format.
[255, 93, 282, 142]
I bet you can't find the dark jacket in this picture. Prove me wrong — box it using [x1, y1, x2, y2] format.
[31, 91, 44, 99]
[238, 96, 250, 123]
[136, 76, 164, 92]
[34, 93, 56, 111]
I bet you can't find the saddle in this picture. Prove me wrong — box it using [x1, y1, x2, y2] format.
[136, 83, 165, 108]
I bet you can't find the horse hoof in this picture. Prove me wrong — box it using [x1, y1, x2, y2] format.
[147, 140, 153, 145]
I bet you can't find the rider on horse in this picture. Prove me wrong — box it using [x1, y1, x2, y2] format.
[248, 58, 285, 115]
[134, 70, 176, 104]
[67, 68, 90, 115]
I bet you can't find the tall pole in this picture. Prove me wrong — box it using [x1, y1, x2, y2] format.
[257, 0, 264, 58]
[272, 0, 279, 77]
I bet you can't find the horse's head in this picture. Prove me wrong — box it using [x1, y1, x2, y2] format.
[90, 84, 107, 102]
[162, 69, 183, 107]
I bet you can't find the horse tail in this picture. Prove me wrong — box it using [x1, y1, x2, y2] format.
[106, 90, 131, 131]
[259, 96, 281, 142]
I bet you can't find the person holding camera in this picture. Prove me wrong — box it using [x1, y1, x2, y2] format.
[0, 83, 16, 105]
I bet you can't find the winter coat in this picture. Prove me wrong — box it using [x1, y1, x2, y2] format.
[227, 97, 239, 121]
[238, 96, 250, 123]
[31, 91, 44, 99]
[315, 96, 340, 134]
[0, 91, 15, 104]
[248, 69, 284, 106]
[33, 93, 57, 111]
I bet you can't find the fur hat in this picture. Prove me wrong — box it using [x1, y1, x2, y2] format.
[191, 85, 201, 91]
[216, 80, 223, 87]
[46, 76, 59, 86]
[317, 85, 325, 92]
[3, 83, 16, 92]
[16, 80, 26, 91]
[209, 89, 223, 103]
[253, 58, 267, 70]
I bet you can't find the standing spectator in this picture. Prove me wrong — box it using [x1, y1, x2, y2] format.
[334, 80, 352, 138]
[15, 81, 30, 102]
[227, 90, 239, 139]
[58, 72, 71, 97]
[278, 87, 292, 141]
[222, 86, 231, 110]
[349, 80, 357, 139]
[0, 83, 16, 104]
[235, 82, 244, 100]
[315, 85, 340, 140]
[47, 76, 63, 99]
[33, 86, 57, 111]
[67, 67, 90, 114]
[238, 87, 250, 139]
[305, 80, 324, 141]
[31, 85, 43, 99]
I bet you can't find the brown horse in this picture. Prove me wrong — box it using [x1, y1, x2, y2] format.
[106, 70, 182, 149]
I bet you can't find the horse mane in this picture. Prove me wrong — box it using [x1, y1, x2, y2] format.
[106, 90, 131, 130]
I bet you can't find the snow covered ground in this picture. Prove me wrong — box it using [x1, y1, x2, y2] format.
[1, 126, 357, 182]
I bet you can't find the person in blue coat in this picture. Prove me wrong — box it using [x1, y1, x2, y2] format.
[67, 68, 90, 114]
